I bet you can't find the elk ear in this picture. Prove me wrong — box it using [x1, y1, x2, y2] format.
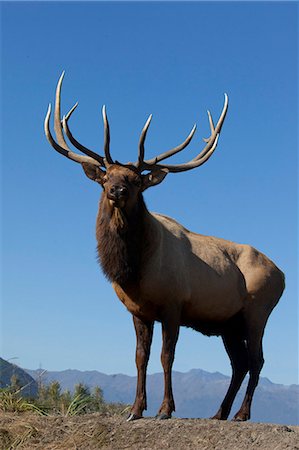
[141, 168, 169, 191]
[81, 163, 106, 185]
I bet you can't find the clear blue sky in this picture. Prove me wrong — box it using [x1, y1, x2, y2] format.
[1, 2, 298, 386]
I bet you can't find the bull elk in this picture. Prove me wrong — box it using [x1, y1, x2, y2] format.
[44, 73, 285, 422]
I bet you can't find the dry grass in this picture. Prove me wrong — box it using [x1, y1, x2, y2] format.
[0, 412, 298, 450]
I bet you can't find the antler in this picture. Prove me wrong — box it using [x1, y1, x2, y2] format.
[136, 93, 228, 173]
[62, 103, 105, 166]
[137, 114, 152, 168]
[136, 116, 197, 170]
[44, 72, 110, 168]
[45, 73, 228, 175]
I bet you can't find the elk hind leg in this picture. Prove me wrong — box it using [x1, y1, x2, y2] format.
[212, 334, 249, 420]
[128, 315, 154, 421]
[233, 327, 264, 421]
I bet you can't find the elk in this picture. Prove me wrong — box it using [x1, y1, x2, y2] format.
[44, 73, 285, 422]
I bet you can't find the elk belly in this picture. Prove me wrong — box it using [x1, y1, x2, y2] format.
[183, 265, 247, 324]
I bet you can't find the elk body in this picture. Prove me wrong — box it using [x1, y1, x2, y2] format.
[45, 73, 285, 422]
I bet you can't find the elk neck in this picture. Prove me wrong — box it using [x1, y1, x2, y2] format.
[96, 191, 151, 286]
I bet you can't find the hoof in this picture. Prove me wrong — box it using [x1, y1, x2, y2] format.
[232, 415, 248, 422]
[126, 413, 142, 422]
[156, 412, 171, 420]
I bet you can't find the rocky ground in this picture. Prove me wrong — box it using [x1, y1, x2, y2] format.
[1, 412, 298, 450]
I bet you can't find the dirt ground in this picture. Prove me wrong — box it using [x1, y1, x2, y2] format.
[1, 412, 298, 450]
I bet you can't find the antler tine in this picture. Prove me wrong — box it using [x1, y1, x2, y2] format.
[137, 114, 152, 168]
[44, 72, 102, 167]
[194, 93, 228, 161]
[208, 110, 215, 132]
[63, 103, 105, 166]
[203, 110, 215, 143]
[44, 104, 102, 166]
[141, 94, 228, 173]
[143, 123, 197, 166]
[102, 106, 114, 165]
[53, 71, 67, 149]
[148, 134, 220, 173]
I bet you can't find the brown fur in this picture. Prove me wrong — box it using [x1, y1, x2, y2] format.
[88, 164, 285, 423]
[96, 191, 147, 285]
[45, 79, 284, 423]
[52, 160, 285, 422]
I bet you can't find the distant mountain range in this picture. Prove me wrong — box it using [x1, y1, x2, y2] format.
[24, 366, 298, 425]
[0, 357, 38, 397]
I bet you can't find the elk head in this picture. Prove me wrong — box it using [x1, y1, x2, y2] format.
[44, 72, 228, 214]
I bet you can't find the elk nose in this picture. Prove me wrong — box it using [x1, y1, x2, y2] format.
[109, 185, 128, 199]
[118, 186, 128, 197]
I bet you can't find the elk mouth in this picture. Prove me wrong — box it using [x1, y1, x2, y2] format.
[109, 199, 126, 209]
[108, 196, 126, 209]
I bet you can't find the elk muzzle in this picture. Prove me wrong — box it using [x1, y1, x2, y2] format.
[107, 185, 129, 208]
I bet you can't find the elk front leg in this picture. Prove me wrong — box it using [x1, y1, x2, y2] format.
[156, 317, 180, 420]
[127, 315, 154, 421]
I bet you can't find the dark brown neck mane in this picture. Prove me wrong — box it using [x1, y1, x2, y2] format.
[96, 194, 147, 285]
